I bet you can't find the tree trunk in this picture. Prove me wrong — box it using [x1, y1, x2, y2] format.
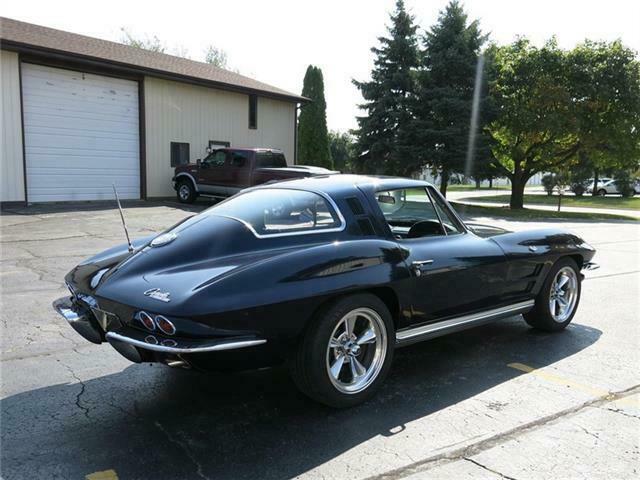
[592, 169, 599, 196]
[475, 178, 481, 189]
[439, 170, 449, 197]
[510, 174, 526, 209]
[557, 192, 562, 212]
[489, 177, 493, 189]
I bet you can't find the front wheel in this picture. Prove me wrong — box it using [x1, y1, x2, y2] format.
[176, 179, 197, 204]
[597, 189, 607, 197]
[290, 294, 394, 408]
[524, 258, 581, 332]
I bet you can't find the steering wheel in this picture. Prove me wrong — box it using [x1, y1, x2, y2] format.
[407, 220, 448, 238]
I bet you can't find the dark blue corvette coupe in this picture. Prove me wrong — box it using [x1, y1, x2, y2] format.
[54, 175, 597, 407]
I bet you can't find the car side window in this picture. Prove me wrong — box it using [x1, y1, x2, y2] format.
[427, 187, 464, 235]
[375, 187, 446, 239]
[203, 150, 227, 167]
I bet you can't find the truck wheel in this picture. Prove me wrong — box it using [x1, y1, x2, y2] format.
[523, 258, 581, 332]
[290, 294, 394, 408]
[176, 179, 197, 204]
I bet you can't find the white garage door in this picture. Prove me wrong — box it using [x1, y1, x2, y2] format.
[22, 63, 140, 202]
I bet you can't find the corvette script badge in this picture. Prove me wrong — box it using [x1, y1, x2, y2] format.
[144, 288, 171, 303]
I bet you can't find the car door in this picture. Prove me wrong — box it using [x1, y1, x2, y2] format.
[198, 150, 230, 195]
[376, 186, 509, 323]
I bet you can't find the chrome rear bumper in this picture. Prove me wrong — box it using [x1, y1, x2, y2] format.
[53, 296, 267, 363]
[53, 296, 104, 344]
[105, 331, 266, 355]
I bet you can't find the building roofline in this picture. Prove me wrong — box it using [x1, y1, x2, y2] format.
[0, 17, 310, 104]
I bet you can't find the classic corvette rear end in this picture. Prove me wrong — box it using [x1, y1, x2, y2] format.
[54, 175, 597, 407]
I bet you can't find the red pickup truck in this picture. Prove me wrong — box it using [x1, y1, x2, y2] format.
[173, 148, 336, 203]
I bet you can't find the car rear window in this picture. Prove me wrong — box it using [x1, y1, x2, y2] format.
[207, 188, 343, 237]
[255, 152, 287, 168]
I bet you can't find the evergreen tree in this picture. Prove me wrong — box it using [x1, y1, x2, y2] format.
[298, 66, 332, 168]
[352, 0, 420, 175]
[415, 1, 487, 196]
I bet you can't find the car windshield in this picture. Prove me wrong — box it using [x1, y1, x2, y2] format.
[204, 188, 342, 236]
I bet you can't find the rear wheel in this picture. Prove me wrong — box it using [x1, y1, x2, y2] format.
[176, 179, 197, 204]
[524, 258, 581, 332]
[597, 189, 607, 197]
[290, 294, 394, 408]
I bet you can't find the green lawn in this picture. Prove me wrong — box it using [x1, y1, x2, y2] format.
[450, 202, 638, 222]
[458, 194, 640, 211]
[447, 184, 512, 191]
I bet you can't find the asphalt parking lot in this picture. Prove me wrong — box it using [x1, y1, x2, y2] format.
[1, 200, 639, 480]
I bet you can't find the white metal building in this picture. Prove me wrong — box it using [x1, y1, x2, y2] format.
[0, 17, 305, 203]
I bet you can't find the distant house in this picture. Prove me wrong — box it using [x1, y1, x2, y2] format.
[0, 17, 306, 203]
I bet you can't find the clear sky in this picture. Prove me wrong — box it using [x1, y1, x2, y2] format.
[2, 0, 639, 132]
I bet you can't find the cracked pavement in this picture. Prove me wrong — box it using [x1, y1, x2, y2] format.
[1, 200, 638, 479]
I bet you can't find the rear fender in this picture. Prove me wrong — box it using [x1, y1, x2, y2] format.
[189, 239, 412, 339]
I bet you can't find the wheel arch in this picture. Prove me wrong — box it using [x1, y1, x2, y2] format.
[308, 286, 402, 334]
[567, 253, 584, 270]
[175, 173, 198, 192]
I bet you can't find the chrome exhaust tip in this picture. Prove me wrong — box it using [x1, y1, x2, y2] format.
[166, 359, 191, 369]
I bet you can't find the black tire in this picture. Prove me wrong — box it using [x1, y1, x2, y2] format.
[524, 258, 581, 332]
[290, 293, 394, 408]
[597, 189, 607, 197]
[176, 179, 197, 204]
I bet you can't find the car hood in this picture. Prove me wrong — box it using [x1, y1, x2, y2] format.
[70, 214, 303, 316]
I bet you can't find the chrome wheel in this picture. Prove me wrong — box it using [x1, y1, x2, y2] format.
[549, 266, 578, 322]
[326, 307, 388, 394]
[178, 184, 191, 201]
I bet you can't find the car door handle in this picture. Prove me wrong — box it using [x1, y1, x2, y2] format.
[412, 259, 434, 276]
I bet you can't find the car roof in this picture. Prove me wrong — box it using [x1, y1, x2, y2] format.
[252, 174, 433, 198]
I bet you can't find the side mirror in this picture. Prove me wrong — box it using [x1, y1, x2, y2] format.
[196, 159, 202, 167]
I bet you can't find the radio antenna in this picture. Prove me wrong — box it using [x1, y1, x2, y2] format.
[112, 184, 133, 253]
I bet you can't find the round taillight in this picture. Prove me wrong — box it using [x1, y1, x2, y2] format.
[155, 315, 176, 335]
[139, 311, 155, 331]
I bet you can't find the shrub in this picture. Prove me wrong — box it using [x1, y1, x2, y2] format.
[614, 170, 635, 197]
[541, 174, 556, 196]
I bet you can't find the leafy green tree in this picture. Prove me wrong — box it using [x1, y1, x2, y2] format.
[486, 39, 640, 208]
[328, 131, 355, 172]
[352, 0, 420, 175]
[415, 0, 488, 196]
[204, 46, 228, 68]
[567, 41, 640, 196]
[298, 66, 332, 168]
[120, 28, 166, 53]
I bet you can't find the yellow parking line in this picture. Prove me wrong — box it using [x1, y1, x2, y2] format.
[507, 362, 638, 408]
[86, 470, 118, 480]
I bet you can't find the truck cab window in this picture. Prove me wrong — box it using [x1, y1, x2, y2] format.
[202, 150, 227, 167]
[256, 152, 286, 168]
[231, 151, 249, 167]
